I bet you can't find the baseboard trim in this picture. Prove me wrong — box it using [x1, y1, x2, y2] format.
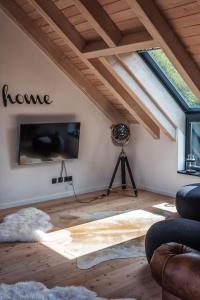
[0, 183, 120, 209]
[1, 184, 176, 209]
[137, 184, 176, 198]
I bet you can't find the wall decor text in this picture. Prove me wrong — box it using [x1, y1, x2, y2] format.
[2, 84, 53, 107]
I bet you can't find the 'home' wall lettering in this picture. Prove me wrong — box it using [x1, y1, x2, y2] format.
[1, 85, 53, 107]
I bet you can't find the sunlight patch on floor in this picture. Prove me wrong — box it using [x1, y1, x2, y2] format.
[41, 209, 164, 259]
[153, 202, 177, 213]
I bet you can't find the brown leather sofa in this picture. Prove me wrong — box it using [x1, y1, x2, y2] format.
[150, 242, 200, 300]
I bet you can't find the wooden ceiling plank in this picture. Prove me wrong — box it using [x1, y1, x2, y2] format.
[103, 0, 130, 15]
[115, 18, 144, 33]
[171, 14, 200, 29]
[29, 0, 86, 51]
[163, 2, 200, 20]
[74, 0, 122, 47]
[156, 0, 195, 11]
[0, 0, 124, 124]
[54, 0, 74, 10]
[109, 9, 135, 23]
[83, 31, 157, 58]
[177, 25, 200, 39]
[90, 58, 160, 139]
[127, 0, 200, 102]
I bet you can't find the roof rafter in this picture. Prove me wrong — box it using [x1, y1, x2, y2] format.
[114, 55, 177, 140]
[74, 0, 156, 58]
[0, 0, 124, 124]
[74, 0, 122, 47]
[27, 0, 160, 138]
[29, 0, 86, 53]
[127, 0, 200, 102]
[90, 58, 160, 139]
[117, 55, 177, 130]
[83, 31, 156, 59]
[31, 0, 156, 59]
[100, 56, 176, 140]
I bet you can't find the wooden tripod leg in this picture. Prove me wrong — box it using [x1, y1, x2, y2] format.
[125, 156, 138, 196]
[121, 155, 126, 190]
[106, 154, 121, 196]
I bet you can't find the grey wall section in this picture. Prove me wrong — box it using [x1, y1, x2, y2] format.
[0, 9, 121, 208]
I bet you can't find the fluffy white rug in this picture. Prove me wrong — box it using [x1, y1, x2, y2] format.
[0, 282, 137, 300]
[0, 208, 53, 242]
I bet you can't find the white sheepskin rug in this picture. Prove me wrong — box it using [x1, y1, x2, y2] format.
[0, 282, 137, 300]
[0, 208, 53, 242]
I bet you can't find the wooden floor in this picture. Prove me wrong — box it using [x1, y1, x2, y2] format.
[0, 190, 175, 299]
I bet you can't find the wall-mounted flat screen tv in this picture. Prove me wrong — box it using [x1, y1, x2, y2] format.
[18, 122, 80, 165]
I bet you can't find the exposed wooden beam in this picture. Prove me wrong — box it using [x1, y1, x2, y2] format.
[116, 55, 177, 140]
[100, 56, 176, 140]
[30, 0, 156, 60]
[29, 0, 86, 52]
[83, 31, 157, 59]
[116, 55, 177, 130]
[26, 0, 159, 136]
[127, 0, 200, 102]
[0, 0, 124, 124]
[90, 58, 160, 139]
[74, 0, 122, 47]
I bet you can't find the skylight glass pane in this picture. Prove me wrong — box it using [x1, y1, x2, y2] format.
[148, 49, 200, 109]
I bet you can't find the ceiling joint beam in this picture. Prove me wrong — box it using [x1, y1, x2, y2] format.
[83, 31, 157, 59]
[74, 0, 122, 47]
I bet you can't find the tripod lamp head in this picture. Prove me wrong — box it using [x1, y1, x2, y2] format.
[111, 123, 130, 147]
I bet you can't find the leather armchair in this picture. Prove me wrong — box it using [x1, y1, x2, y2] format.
[150, 243, 200, 300]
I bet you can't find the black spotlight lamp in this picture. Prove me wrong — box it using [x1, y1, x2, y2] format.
[111, 123, 130, 146]
[106, 123, 137, 197]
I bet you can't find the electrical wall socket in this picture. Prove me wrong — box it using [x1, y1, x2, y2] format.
[58, 177, 63, 183]
[52, 178, 57, 184]
[64, 176, 73, 182]
[52, 176, 72, 184]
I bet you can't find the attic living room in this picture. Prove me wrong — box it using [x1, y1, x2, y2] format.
[2, 0, 200, 299]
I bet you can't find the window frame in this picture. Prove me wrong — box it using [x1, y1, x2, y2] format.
[139, 50, 200, 174]
[185, 113, 200, 171]
[138, 51, 200, 113]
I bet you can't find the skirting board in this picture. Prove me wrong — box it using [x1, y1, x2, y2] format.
[0, 183, 120, 209]
[137, 184, 176, 198]
[0, 184, 176, 210]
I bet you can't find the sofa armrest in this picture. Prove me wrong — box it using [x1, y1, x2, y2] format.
[150, 243, 200, 300]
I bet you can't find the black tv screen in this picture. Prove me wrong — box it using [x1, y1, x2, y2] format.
[18, 122, 80, 165]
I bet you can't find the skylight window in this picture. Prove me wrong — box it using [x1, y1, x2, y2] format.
[139, 49, 200, 111]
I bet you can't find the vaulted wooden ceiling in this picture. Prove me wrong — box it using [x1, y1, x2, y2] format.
[1, 0, 200, 140]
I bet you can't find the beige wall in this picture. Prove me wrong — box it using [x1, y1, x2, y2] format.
[0, 9, 121, 208]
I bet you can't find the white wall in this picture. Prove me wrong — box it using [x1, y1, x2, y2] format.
[0, 9, 121, 208]
[128, 125, 200, 197]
